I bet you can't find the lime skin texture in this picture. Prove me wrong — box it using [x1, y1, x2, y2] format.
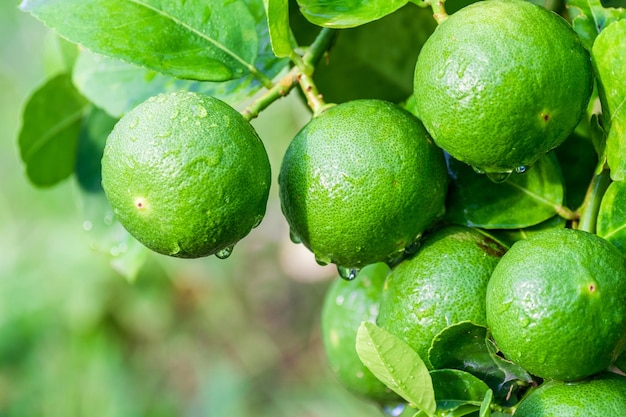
[101, 91, 271, 258]
[413, 0, 593, 174]
[278, 99, 449, 271]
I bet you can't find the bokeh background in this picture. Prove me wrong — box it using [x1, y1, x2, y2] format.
[0, 2, 390, 415]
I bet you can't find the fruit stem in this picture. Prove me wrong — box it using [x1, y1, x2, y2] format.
[576, 167, 611, 233]
[430, 1, 448, 24]
[241, 28, 336, 121]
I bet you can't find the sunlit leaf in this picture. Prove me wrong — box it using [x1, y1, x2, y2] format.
[479, 389, 493, 417]
[597, 180, 626, 254]
[566, 0, 626, 49]
[21, 0, 260, 81]
[297, 0, 409, 28]
[592, 19, 626, 181]
[445, 153, 565, 229]
[18, 73, 88, 187]
[265, 0, 294, 57]
[356, 322, 436, 416]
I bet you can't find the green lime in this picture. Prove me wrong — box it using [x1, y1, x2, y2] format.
[278, 99, 448, 271]
[101, 91, 271, 258]
[377, 225, 506, 366]
[321, 263, 402, 405]
[413, 0, 593, 175]
[514, 372, 626, 416]
[486, 228, 626, 381]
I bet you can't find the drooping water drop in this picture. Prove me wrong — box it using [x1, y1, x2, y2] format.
[404, 238, 422, 255]
[515, 165, 528, 174]
[314, 254, 331, 266]
[337, 266, 358, 281]
[472, 166, 486, 175]
[216, 245, 234, 259]
[289, 229, 302, 244]
[252, 214, 264, 229]
[486, 171, 512, 183]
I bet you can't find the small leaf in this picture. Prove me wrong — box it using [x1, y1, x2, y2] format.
[356, 322, 436, 416]
[297, 0, 409, 28]
[428, 322, 533, 405]
[597, 180, 626, 254]
[479, 389, 493, 417]
[445, 153, 565, 229]
[566, 0, 626, 49]
[265, 0, 294, 57]
[592, 19, 626, 181]
[485, 215, 566, 249]
[430, 369, 489, 412]
[21, 0, 259, 81]
[18, 73, 88, 187]
[75, 106, 118, 192]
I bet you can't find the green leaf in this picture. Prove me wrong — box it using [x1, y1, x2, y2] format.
[428, 322, 533, 405]
[297, 0, 409, 28]
[18, 73, 88, 187]
[430, 369, 489, 412]
[265, 0, 295, 57]
[597, 180, 626, 254]
[73, 49, 288, 118]
[592, 19, 626, 181]
[484, 215, 566, 249]
[445, 153, 565, 229]
[554, 132, 598, 209]
[20, 0, 260, 82]
[479, 390, 493, 417]
[75, 106, 118, 192]
[566, 0, 626, 49]
[356, 322, 436, 416]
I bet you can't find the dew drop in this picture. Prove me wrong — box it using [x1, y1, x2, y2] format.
[192, 104, 208, 118]
[404, 239, 422, 255]
[82, 220, 93, 232]
[337, 266, 358, 281]
[289, 229, 302, 244]
[518, 315, 530, 328]
[216, 245, 234, 259]
[515, 165, 528, 174]
[129, 117, 139, 129]
[383, 403, 406, 417]
[170, 109, 180, 120]
[486, 171, 512, 183]
[314, 254, 330, 266]
[472, 166, 486, 175]
[157, 130, 172, 138]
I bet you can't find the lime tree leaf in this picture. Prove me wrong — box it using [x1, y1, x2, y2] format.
[265, 0, 294, 57]
[484, 215, 566, 249]
[75, 107, 118, 192]
[73, 49, 288, 118]
[597, 180, 626, 254]
[592, 19, 626, 181]
[566, 0, 626, 49]
[445, 153, 565, 229]
[479, 389, 493, 417]
[18, 73, 88, 187]
[20, 0, 259, 82]
[356, 322, 436, 416]
[297, 0, 409, 28]
[428, 322, 533, 405]
[430, 369, 489, 412]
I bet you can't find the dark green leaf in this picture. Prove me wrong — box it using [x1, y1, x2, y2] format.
[430, 369, 489, 411]
[76, 106, 118, 192]
[597, 180, 626, 253]
[428, 322, 533, 405]
[445, 153, 565, 229]
[356, 322, 436, 416]
[297, 0, 409, 28]
[592, 19, 626, 181]
[21, 0, 260, 81]
[18, 73, 88, 187]
[554, 132, 598, 209]
[483, 215, 566, 249]
[312, 4, 436, 104]
[265, 0, 295, 57]
[566, 0, 626, 49]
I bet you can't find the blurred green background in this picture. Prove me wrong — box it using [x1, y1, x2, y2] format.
[0, 3, 388, 416]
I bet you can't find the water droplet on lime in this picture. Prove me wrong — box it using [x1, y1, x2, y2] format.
[486, 171, 512, 183]
[216, 245, 234, 259]
[515, 165, 528, 174]
[337, 266, 358, 281]
[289, 229, 302, 244]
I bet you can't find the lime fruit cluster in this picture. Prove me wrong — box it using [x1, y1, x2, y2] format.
[321, 263, 401, 405]
[377, 225, 505, 366]
[101, 91, 271, 259]
[486, 228, 626, 381]
[413, 0, 593, 175]
[278, 99, 449, 272]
